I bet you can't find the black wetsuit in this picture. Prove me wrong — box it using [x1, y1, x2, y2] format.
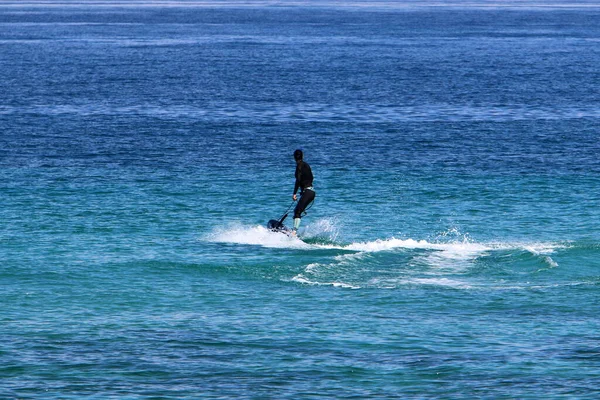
[293, 161, 315, 219]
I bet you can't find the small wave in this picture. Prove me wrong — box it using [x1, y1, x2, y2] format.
[513, 242, 568, 269]
[523, 243, 566, 255]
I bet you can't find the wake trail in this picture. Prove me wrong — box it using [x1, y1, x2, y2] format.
[206, 222, 567, 260]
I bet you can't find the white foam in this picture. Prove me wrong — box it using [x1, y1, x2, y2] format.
[301, 218, 342, 243]
[334, 238, 493, 270]
[304, 263, 321, 273]
[344, 237, 490, 253]
[291, 274, 360, 289]
[404, 277, 474, 289]
[541, 256, 559, 268]
[207, 223, 309, 249]
[523, 243, 564, 255]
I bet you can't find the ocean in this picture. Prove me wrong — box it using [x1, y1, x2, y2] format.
[1, 1, 600, 398]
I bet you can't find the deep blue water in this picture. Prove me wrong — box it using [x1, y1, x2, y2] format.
[1, 1, 600, 398]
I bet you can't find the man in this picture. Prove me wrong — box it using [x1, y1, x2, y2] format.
[292, 149, 315, 235]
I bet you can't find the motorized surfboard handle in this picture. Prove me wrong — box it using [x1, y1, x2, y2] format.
[267, 213, 289, 232]
[279, 213, 288, 225]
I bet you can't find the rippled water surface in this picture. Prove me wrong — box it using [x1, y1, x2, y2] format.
[1, 1, 600, 398]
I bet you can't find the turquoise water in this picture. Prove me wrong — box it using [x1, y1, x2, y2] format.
[2, 1, 600, 398]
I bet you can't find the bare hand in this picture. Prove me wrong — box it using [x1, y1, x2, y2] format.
[293, 194, 297, 201]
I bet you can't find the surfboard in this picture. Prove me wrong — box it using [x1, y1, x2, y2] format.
[267, 219, 293, 236]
